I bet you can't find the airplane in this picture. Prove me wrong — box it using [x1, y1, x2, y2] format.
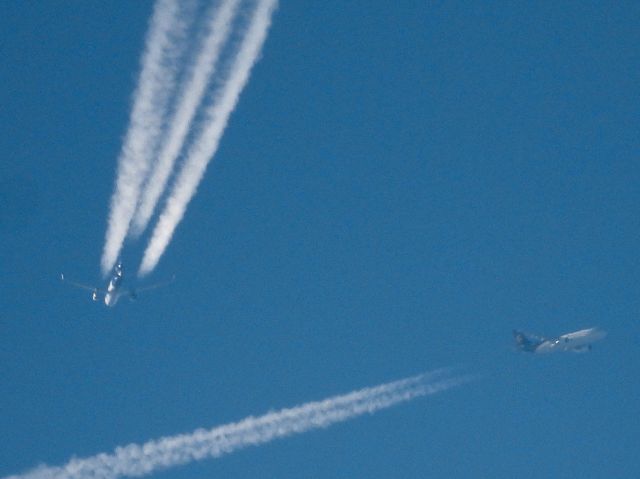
[513, 327, 606, 354]
[60, 261, 174, 307]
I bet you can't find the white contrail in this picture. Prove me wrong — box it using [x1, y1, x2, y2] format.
[138, 0, 278, 276]
[130, 0, 242, 238]
[4, 370, 470, 479]
[101, 0, 193, 275]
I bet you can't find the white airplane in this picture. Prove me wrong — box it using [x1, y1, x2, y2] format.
[513, 327, 606, 354]
[61, 261, 174, 307]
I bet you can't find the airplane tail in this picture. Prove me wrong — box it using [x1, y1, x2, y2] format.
[513, 330, 537, 352]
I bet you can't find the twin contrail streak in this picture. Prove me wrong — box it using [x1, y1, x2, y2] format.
[138, 0, 278, 276]
[4, 370, 469, 479]
[130, 0, 242, 238]
[101, 0, 194, 275]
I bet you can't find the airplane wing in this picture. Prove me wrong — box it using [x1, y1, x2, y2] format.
[60, 273, 97, 292]
[125, 275, 176, 300]
[570, 345, 591, 353]
[134, 275, 176, 293]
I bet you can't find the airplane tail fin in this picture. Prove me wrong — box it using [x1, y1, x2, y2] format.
[513, 330, 536, 352]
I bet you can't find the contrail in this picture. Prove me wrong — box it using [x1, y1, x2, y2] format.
[4, 370, 470, 479]
[138, 0, 278, 276]
[101, 0, 194, 275]
[130, 0, 242, 238]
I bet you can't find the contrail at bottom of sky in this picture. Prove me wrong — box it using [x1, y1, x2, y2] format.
[5, 370, 471, 479]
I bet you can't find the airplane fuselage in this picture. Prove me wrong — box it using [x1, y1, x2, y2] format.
[535, 328, 606, 353]
[104, 264, 124, 307]
[515, 327, 606, 354]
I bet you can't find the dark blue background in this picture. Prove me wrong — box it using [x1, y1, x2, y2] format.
[1, 2, 638, 477]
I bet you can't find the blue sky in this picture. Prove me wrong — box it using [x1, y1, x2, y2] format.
[1, 1, 639, 477]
